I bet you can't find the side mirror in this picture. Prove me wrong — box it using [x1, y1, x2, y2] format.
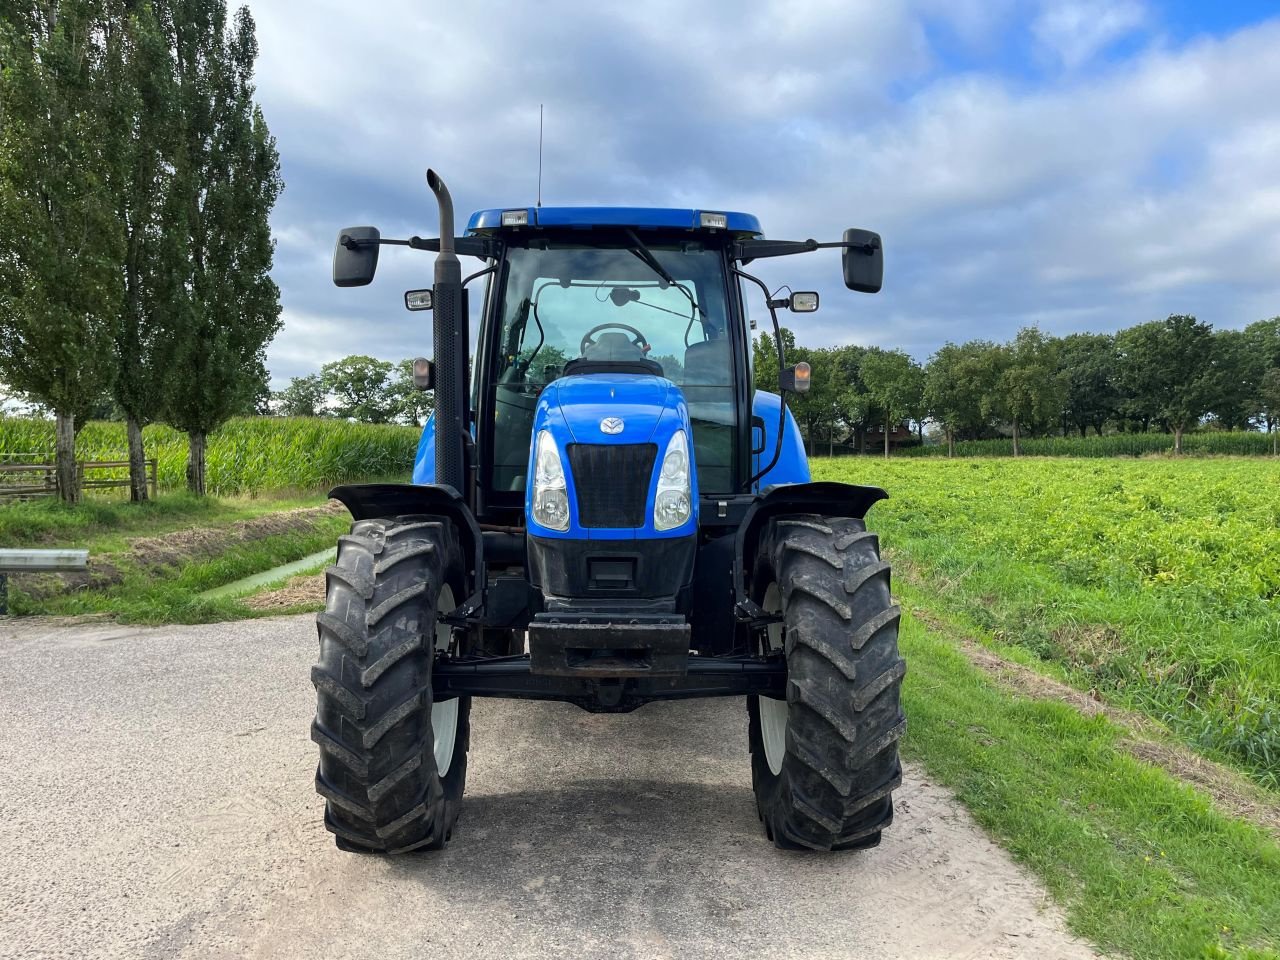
[411, 357, 435, 391]
[788, 292, 819, 313]
[405, 289, 434, 311]
[842, 228, 883, 294]
[333, 226, 380, 287]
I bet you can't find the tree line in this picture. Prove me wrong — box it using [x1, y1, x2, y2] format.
[757, 315, 1280, 457]
[272, 356, 433, 426]
[0, 0, 280, 501]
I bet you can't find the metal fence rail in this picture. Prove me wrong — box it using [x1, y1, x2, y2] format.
[0, 548, 89, 613]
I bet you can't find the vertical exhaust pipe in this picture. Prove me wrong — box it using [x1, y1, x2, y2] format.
[426, 169, 467, 494]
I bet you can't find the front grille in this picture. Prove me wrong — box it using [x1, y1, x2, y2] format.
[566, 443, 657, 528]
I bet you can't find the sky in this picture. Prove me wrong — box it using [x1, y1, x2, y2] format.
[250, 0, 1280, 388]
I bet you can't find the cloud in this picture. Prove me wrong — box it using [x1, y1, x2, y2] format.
[248, 1, 1280, 383]
[1032, 0, 1147, 69]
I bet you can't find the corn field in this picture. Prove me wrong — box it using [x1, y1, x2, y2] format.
[0, 416, 421, 496]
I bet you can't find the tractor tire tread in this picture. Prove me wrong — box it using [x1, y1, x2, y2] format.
[750, 514, 906, 851]
[311, 515, 469, 854]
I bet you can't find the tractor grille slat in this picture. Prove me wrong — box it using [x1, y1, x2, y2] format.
[566, 443, 657, 528]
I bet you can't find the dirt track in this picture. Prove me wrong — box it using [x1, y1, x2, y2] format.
[0, 615, 1098, 959]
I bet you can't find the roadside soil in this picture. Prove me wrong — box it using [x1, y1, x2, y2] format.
[241, 571, 325, 611]
[12, 502, 343, 600]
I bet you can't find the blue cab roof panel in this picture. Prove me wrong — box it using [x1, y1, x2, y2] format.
[466, 206, 762, 236]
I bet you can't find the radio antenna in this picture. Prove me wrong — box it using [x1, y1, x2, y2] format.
[537, 104, 544, 208]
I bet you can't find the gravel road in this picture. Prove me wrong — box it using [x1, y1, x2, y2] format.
[0, 615, 1097, 959]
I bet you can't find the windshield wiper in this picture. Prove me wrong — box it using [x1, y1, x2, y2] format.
[623, 228, 706, 322]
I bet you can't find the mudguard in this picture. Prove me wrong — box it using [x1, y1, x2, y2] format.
[328, 482, 485, 605]
[732, 480, 887, 608]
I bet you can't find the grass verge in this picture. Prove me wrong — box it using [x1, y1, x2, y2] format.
[899, 607, 1280, 959]
[1, 492, 347, 623]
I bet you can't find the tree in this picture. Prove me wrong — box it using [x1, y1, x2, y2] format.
[827, 344, 872, 453]
[1261, 367, 1280, 456]
[925, 341, 993, 456]
[0, 1, 125, 502]
[1205, 328, 1262, 431]
[752, 327, 796, 395]
[161, 2, 281, 494]
[1117, 315, 1214, 454]
[273, 374, 328, 417]
[321, 355, 397, 423]
[109, 0, 185, 501]
[859, 348, 924, 459]
[1058, 333, 1120, 437]
[1000, 327, 1064, 456]
[388, 359, 434, 426]
[1246, 317, 1280, 370]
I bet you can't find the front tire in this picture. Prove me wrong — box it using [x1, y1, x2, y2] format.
[749, 516, 906, 850]
[311, 516, 470, 853]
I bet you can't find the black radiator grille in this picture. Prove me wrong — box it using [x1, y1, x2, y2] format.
[566, 443, 657, 528]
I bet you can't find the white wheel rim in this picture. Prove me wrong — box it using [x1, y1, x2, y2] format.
[432, 584, 459, 777]
[760, 582, 788, 776]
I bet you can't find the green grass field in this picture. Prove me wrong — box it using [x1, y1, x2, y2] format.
[813, 456, 1280, 789]
[0, 415, 421, 496]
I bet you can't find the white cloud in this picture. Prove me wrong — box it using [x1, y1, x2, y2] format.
[1032, 0, 1147, 69]
[247, 1, 1280, 377]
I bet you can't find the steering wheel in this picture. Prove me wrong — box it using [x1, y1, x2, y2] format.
[580, 322, 651, 356]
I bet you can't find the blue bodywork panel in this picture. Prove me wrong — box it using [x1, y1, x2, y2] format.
[467, 207, 762, 237]
[411, 412, 439, 486]
[528, 373, 697, 541]
[415, 387, 812, 501]
[752, 390, 810, 490]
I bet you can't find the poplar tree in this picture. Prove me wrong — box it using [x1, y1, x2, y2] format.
[161, 1, 280, 494]
[0, 0, 124, 502]
[108, 0, 184, 500]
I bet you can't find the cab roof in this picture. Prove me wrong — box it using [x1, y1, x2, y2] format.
[466, 206, 762, 237]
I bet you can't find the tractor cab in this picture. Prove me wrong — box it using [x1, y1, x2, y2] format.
[316, 171, 903, 858]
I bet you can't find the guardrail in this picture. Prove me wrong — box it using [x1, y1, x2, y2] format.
[0, 548, 89, 613]
[0, 458, 157, 501]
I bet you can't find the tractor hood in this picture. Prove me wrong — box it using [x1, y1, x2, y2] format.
[542, 373, 680, 444]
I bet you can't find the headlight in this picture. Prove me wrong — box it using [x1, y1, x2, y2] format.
[653, 430, 692, 531]
[532, 430, 570, 531]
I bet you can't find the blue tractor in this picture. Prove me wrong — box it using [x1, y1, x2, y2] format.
[314, 170, 903, 854]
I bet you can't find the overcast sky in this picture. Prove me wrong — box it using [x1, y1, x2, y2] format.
[250, 0, 1280, 388]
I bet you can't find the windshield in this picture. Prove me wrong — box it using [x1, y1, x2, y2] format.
[489, 241, 736, 494]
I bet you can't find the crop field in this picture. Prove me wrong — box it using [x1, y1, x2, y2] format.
[0, 416, 421, 496]
[813, 456, 1280, 788]
[898, 431, 1278, 458]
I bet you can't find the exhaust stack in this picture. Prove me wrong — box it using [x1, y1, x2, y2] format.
[426, 169, 468, 494]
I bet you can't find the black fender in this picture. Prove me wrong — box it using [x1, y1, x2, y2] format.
[328, 483, 485, 613]
[732, 481, 887, 610]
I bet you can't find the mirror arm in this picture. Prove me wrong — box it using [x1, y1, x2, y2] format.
[732, 236, 881, 261]
[338, 234, 498, 259]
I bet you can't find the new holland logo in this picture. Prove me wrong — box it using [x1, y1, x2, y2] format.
[599, 417, 625, 435]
